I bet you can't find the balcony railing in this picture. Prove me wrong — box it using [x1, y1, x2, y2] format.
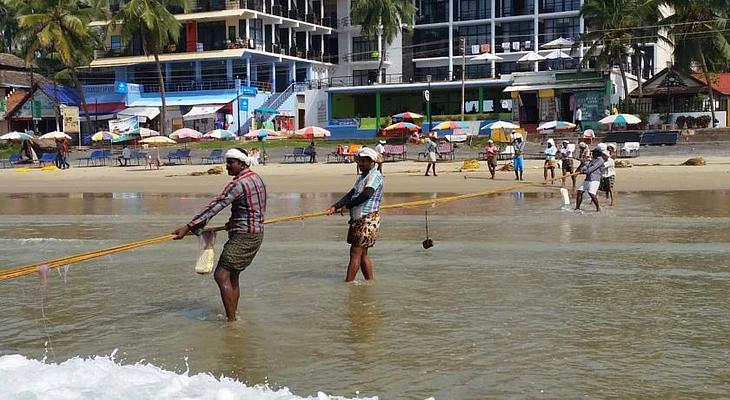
[342, 50, 388, 63]
[141, 79, 273, 93]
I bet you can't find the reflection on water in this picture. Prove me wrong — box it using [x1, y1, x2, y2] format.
[1, 191, 730, 399]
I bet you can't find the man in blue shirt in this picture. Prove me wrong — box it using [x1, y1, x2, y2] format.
[326, 147, 384, 282]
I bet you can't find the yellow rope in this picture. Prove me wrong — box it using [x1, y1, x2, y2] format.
[0, 171, 580, 282]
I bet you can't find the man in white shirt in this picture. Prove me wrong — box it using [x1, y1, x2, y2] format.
[575, 106, 583, 130]
[118, 145, 132, 166]
[375, 140, 385, 172]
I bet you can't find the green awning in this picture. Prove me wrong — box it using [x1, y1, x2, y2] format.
[255, 107, 278, 114]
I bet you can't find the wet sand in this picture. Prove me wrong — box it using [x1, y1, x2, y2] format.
[0, 150, 728, 194]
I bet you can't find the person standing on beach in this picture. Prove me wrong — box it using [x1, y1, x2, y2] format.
[543, 138, 557, 181]
[600, 144, 616, 206]
[575, 148, 605, 212]
[424, 135, 439, 176]
[173, 148, 266, 322]
[484, 139, 497, 179]
[326, 147, 384, 282]
[512, 135, 525, 181]
[375, 139, 385, 173]
[560, 140, 576, 190]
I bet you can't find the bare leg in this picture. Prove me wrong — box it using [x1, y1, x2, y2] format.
[345, 245, 364, 282]
[360, 247, 373, 280]
[433, 163, 437, 176]
[214, 266, 241, 322]
[575, 190, 584, 210]
[425, 163, 431, 176]
[549, 167, 555, 180]
[608, 190, 614, 206]
[589, 193, 601, 211]
[544, 166, 548, 180]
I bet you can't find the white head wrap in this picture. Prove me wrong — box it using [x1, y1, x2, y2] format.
[547, 138, 555, 146]
[356, 147, 379, 161]
[225, 148, 257, 166]
[597, 143, 608, 152]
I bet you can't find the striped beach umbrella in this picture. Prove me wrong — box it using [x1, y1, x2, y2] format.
[91, 131, 120, 141]
[392, 112, 424, 119]
[481, 121, 519, 130]
[431, 121, 467, 131]
[243, 129, 277, 139]
[203, 129, 236, 140]
[0, 131, 33, 141]
[170, 128, 203, 140]
[599, 113, 641, 125]
[296, 126, 331, 138]
[383, 122, 420, 131]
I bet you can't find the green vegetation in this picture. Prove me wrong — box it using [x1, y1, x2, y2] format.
[0, 143, 19, 158]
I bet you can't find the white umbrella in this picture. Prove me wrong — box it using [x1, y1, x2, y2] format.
[1, 131, 33, 141]
[541, 37, 575, 49]
[140, 136, 177, 169]
[40, 131, 72, 140]
[139, 127, 158, 138]
[544, 50, 572, 60]
[170, 128, 202, 140]
[517, 51, 546, 62]
[482, 121, 520, 130]
[599, 113, 642, 125]
[472, 52, 503, 61]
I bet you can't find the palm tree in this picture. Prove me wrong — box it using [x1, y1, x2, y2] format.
[579, 0, 663, 108]
[661, 0, 730, 126]
[351, 0, 415, 83]
[113, 0, 188, 135]
[9, 0, 106, 135]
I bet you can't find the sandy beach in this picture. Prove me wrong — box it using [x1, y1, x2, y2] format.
[1, 143, 729, 194]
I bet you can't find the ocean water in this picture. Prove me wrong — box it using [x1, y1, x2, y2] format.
[0, 190, 729, 399]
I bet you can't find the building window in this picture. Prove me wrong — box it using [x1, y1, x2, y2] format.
[415, 66, 450, 82]
[539, 0, 580, 13]
[540, 17, 579, 43]
[455, 0, 490, 21]
[250, 19, 264, 47]
[413, 28, 450, 58]
[352, 36, 379, 61]
[416, 0, 448, 24]
[353, 69, 377, 85]
[496, 0, 534, 17]
[110, 35, 122, 51]
[496, 21, 534, 52]
[454, 24, 490, 53]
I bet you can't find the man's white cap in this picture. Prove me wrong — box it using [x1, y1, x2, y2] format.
[225, 148, 255, 166]
[356, 147, 379, 161]
[562, 139, 569, 143]
[487, 139, 493, 143]
[602, 150, 611, 157]
[514, 133, 523, 139]
[378, 139, 386, 144]
[547, 138, 555, 145]
[597, 143, 608, 152]
[578, 142, 588, 148]
[607, 143, 616, 149]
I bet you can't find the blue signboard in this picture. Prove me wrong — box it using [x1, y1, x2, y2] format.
[240, 86, 257, 96]
[239, 98, 249, 111]
[115, 80, 128, 94]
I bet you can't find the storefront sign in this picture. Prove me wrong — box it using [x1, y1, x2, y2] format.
[108, 115, 140, 136]
[32, 100, 42, 120]
[239, 98, 249, 111]
[240, 86, 257, 96]
[331, 118, 359, 126]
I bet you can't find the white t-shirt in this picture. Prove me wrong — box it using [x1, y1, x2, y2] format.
[575, 108, 583, 121]
[602, 158, 615, 178]
[122, 147, 132, 158]
[375, 143, 385, 154]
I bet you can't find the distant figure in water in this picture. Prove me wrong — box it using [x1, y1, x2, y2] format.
[575, 148, 605, 212]
[326, 147, 384, 282]
[173, 148, 266, 321]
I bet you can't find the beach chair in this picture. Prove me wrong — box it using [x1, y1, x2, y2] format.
[130, 151, 148, 166]
[282, 147, 307, 163]
[38, 152, 57, 166]
[0, 154, 20, 168]
[620, 142, 640, 158]
[341, 144, 362, 163]
[201, 149, 224, 164]
[383, 144, 407, 161]
[76, 150, 102, 167]
[165, 149, 182, 164]
[437, 142, 454, 160]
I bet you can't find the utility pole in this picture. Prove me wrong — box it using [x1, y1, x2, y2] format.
[460, 37, 466, 121]
[426, 74, 432, 133]
[235, 78, 241, 135]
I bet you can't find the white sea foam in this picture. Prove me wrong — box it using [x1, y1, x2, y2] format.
[0, 354, 377, 400]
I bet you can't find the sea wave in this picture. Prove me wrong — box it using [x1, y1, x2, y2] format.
[0, 353, 378, 400]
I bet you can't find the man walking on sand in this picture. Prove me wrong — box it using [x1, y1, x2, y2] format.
[173, 148, 266, 322]
[575, 148, 605, 212]
[560, 140, 576, 189]
[326, 147, 384, 282]
[485, 139, 497, 179]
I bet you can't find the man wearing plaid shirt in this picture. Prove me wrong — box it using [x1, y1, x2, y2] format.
[174, 148, 266, 321]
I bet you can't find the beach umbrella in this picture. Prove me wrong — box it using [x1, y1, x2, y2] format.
[544, 50, 572, 60]
[170, 128, 202, 140]
[91, 131, 120, 141]
[0, 131, 32, 141]
[203, 129, 237, 140]
[40, 131, 72, 140]
[296, 126, 331, 138]
[383, 122, 420, 131]
[599, 113, 641, 125]
[140, 136, 177, 167]
[472, 52, 503, 61]
[139, 127, 158, 138]
[481, 121, 520, 130]
[431, 121, 467, 131]
[243, 129, 276, 139]
[391, 112, 424, 119]
[537, 120, 576, 131]
[518, 51, 546, 63]
[541, 37, 575, 49]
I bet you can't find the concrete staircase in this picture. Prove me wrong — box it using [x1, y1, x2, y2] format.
[236, 82, 297, 135]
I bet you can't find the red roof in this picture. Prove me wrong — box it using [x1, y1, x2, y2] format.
[692, 73, 730, 96]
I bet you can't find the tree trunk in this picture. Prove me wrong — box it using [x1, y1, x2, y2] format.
[636, 50, 643, 99]
[72, 68, 92, 142]
[154, 52, 167, 135]
[618, 57, 632, 111]
[698, 47, 717, 128]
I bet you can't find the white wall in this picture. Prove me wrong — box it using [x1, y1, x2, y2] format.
[647, 111, 727, 128]
[610, 69, 638, 105]
[303, 89, 328, 127]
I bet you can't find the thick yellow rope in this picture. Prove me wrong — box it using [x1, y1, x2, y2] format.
[0, 171, 580, 282]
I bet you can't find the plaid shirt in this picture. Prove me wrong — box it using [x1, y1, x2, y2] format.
[188, 170, 267, 233]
